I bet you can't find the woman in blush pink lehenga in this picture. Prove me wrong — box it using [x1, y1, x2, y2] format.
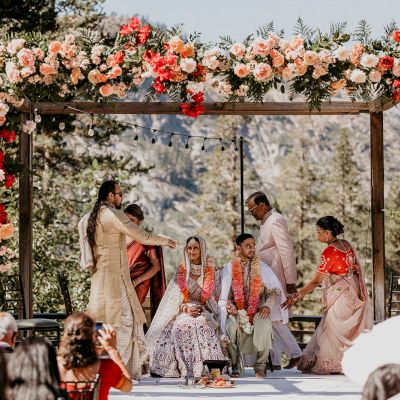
[282, 216, 373, 375]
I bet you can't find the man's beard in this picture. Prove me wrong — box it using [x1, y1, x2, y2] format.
[115, 204, 122, 210]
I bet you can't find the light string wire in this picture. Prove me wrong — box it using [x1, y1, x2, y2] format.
[47, 102, 251, 151]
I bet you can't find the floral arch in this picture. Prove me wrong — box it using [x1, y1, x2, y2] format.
[0, 16, 397, 320]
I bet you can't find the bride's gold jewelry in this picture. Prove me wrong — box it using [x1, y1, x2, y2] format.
[190, 263, 202, 275]
[187, 238, 198, 246]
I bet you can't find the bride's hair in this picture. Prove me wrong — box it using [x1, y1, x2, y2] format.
[316, 216, 344, 237]
[186, 236, 200, 245]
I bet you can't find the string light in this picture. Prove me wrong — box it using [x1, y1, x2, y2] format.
[54, 103, 249, 151]
[59, 122, 65, 131]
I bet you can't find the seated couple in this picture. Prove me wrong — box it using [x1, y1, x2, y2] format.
[146, 233, 295, 378]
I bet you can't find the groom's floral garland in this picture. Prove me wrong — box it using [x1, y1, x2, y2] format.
[231, 254, 263, 322]
[177, 256, 215, 304]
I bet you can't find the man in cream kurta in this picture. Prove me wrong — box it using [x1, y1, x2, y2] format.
[246, 191, 301, 370]
[78, 180, 177, 378]
[219, 233, 288, 378]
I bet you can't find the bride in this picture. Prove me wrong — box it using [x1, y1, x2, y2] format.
[146, 236, 226, 377]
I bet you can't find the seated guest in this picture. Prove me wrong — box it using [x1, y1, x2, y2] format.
[219, 233, 288, 378]
[0, 312, 17, 357]
[124, 204, 166, 318]
[146, 236, 226, 377]
[7, 337, 63, 400]
[58, 312, 132, 400]
[0, 349, 9, 400]
[362, 364, 400, 400]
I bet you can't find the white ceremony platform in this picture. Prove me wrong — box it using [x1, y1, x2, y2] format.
[109, 368, 362, 399]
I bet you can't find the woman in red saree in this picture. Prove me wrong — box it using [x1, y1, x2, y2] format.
[282, 216, 373, 374]
[124, 204, 166, 319]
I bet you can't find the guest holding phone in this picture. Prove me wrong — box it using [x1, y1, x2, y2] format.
[58, 312, 132, 400]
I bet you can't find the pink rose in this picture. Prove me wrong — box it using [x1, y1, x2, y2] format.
[295, 63, 308, 76]
[369, 70, 382, 83]
[281, 66, 293, 80]
[88, 69, 107, 84]
[20, 67, 35, 78]
[253, 63, 272, 81]
[5, 61, 22, 83]
[49, 41, 62, 54]
[272, 53, 285, 68]
[33, 48, 45, 60]
[17, 48, 35, 68]
[39, 63, 57, 75]
[304, 51, 318, 65]
[0, 116, 6, 127]
[392, 63, 400, 77]
[99, 84, 114, 97]
[7, 39, 25, 55]
[252, 38, 270, 56]
[234, 63, 251, 78]
[230, 43, 246, 59]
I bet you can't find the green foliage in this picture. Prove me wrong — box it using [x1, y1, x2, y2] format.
[353, 20, 372, 45]
[293, 17, 316, 43]
[255, 22, 275, 39]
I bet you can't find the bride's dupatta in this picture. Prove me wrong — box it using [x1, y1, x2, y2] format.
[145, 236, 218, 351]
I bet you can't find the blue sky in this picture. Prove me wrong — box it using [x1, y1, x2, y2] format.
[102, 0, 400, 42]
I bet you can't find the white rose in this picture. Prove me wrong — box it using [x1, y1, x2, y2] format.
[7, 38, 25, 55]
[180, 58, 197, 73]
[0, 101, 9, 117]
[22, 120, 37, 134]
[350, 69, 367, 84]
[360, 54, 379, 69]
[335, 47, 350, 61]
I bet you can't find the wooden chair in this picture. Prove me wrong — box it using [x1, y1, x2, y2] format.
[57, 270, 74, 316]
[61, 374, 100, 400]
[0, 274, 60, 346]
[388, 274, 400, 318]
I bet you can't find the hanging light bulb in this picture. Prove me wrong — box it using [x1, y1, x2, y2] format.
[88, 113, 94, 136]
[134, 134, 139, 141]
[58, 122, 65, 131]
[168, 134, 174, 147]
[151, 137, 156, 144]
[34, 114, 42, 123]
[151, 128, 157, 144]
[201, 138, 206, 151]
[185, 136, 190, 150]
[220, 139, 225, 151]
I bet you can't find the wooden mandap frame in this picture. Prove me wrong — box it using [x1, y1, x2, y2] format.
[17, 98, 390, 321]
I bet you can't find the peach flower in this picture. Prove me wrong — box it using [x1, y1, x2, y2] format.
[304, 51, 318, 65]
[230, 43, 246, 59]
[234, 63, 251, 78]
[252, 38, 270, 56]
[281, 66, 293, 80]
[253, 63, 272, 81]
[295, 63, 308, 76]
[272, 53, 285, 68]
[70, 67, 83, 85]
[33, 48, 45, 60]
[0, 116, 6, 126]
[99, 84, 114, 97]
[290, 35, 304, 49]
[88, 69, 108, 84]
[5, 62, 22, 84]
[49, 41, 62, 54]
[168, 36, 184, 54]
[17, 48, 35, 68]
[180, 43, 195, 58]
[330, 79, 346, 91]
[39, 63, 57, 76]
[20, 67, 35, 78]
[0, 223, 14, 240]
[108, 65, 122, 79]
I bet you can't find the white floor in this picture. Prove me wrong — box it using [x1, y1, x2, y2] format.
[109, 368, 362, 399]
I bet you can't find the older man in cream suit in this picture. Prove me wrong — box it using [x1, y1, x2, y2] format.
[246, 191, 301, 370]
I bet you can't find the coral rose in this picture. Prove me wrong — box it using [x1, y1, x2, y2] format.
[253, 63, 272, 81]
[0, 223, 14, 240]
[33, 48, 45, 60]
[99, 84, 114, 96]
[252, 38, 270, 56]
[234, 63, 251, 78]
[304, 51, 318, 65]
[368, 70, 382, 83]
[108, 65, 123, 79]
[379, 55, 394, 70]
[272, 53, 285, 68]
[39, 63, 57, 75]
[88, 69, 107, 84]
[281, 66, 293, 80]
[17, 48, 35, 68]
[180, 43, 195, 58]
[49, 41, 62, 54]
[330, 79, 346, 91]
[393, 31, 400, 42]
[70, 67, 83, 85]
[230, 43, 246, 59]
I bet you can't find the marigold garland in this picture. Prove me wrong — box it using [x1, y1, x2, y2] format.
[177, 256, 215, 304]
[231, 255, 263, 321]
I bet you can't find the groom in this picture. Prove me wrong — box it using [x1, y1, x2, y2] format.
[219, 233, 288, 378]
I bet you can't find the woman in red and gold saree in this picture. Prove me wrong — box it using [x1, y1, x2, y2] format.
[125, 204, 166, 318]
[282, 216, 373, 375]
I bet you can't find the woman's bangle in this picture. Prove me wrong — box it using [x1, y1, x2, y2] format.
[293, 291, 303, 303]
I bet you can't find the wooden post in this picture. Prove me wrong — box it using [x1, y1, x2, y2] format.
[239, 137, 244, 234]
[19, 113, 33, 318]
[370, 112, 385, 322]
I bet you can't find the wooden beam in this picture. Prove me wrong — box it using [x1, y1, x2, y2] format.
[19, 112, 33, 319]
[369, 97, 396, 113]
[370, 112, 385, 322]
[19, 101, 371, 116]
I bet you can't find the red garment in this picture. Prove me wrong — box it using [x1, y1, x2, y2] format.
[126, 241, 166, 318]
[317, 245, 357, 275]
[98, 358, 124, 400]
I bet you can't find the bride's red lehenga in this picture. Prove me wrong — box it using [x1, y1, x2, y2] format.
[297, 243, 373, 374]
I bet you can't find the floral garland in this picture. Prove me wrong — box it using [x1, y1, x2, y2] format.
[231, 254, 263, 321]
[0, 128, 16, 272]
[177, 255, 215, 304]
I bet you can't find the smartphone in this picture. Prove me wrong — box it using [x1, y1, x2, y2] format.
[95, 322, 103, 333]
